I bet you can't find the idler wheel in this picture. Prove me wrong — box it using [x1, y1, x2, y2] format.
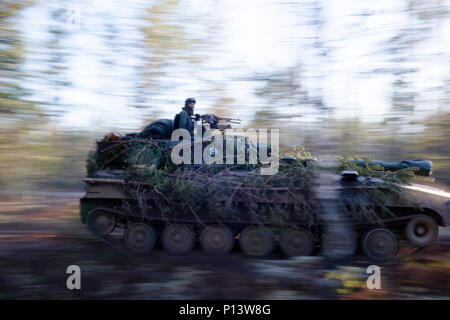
[239, 226, 274, 257]
[405, 215, 438, 247]
[87, 209, 116, 236]
[124, 223, 157, 253]
[200, 225, 234, 254]
[321, 229, 357, 260]
[362, 227, 399, 262]
[279, 227, 314, 257]
[162, 224, 195, 254]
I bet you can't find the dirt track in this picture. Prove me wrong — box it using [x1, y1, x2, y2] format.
[0, 196, 449, 299]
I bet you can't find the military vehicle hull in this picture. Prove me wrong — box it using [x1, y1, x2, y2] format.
[80, 169, 449, 262]
[81, 118, 449, 261]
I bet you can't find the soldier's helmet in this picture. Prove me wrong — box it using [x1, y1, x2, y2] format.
[185, 97, 196, 107]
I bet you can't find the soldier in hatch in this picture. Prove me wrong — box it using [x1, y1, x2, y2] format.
[173, 97, 196, 135]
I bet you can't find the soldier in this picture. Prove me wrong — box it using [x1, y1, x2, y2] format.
[173, 97, 196, 135]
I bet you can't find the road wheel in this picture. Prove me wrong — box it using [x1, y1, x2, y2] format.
[200, 226, 234, 254]
[87, 209, 116, 236]
[279, 227, 314, 257]
[239, 226, 274, 257]
[162, 224, 195, 254]
[405, 215, 438, 247]
[362, 227, 399, 262]
[124, 223, 157, 253]
[321, 229, 357, 260]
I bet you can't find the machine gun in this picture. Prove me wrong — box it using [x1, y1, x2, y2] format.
[193, 114, 241, 130]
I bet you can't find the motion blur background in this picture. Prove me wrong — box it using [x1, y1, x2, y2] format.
[1, 0, 450, 300]
[1, 0, 450, 193]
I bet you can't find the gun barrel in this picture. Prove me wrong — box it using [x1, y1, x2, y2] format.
[217, 117, 241, 121]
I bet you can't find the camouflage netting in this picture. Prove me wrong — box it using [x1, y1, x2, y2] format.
[86, 134, 319, 228]
[86, 133, 177, 176]
[86, 133, 427, 227]
[338, 156, 424, 224]
[124, 158, 318, 228]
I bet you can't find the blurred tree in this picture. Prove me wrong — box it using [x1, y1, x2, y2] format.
[0, 1, 90, 192]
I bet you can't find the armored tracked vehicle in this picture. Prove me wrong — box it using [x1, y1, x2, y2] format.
[80, 116, 450, 262]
